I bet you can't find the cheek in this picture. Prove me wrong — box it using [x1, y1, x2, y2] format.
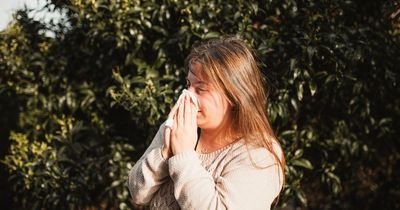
[198, 99, 223, 117]
[195, 95, 205, 111]
[196, 92, 226, 117]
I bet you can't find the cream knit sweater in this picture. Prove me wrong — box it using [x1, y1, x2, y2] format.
[128, 123, 283, 210]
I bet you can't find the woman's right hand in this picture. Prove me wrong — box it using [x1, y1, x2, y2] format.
[161, 101, 180, 160]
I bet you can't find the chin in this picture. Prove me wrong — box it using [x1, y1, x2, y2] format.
[196, 119, 206, 129]
[196, 120, 204, 128]
[197, 121, 216, 130]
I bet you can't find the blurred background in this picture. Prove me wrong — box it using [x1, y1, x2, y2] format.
[0, 0, 399, 209]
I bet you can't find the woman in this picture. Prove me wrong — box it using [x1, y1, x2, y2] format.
[128, 36, 285, 210]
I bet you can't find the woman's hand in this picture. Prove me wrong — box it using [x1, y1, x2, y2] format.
[162, 101, 179, 160]
[170, 94, 198, 156]
[162, 94, 198, 159]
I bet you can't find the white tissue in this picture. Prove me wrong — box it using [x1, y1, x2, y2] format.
[165, 89, 198, 129]
[178, 89, 199, 111]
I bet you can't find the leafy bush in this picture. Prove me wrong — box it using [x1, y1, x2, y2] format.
[0, 0, 399, 209]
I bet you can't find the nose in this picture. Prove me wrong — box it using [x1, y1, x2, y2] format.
[187, 87, 196, 96]
[186, 88, 200, 110]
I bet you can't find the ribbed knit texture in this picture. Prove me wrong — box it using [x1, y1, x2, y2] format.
[128, 123, 283, 210]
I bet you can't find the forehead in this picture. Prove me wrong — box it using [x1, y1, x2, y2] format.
[187, 61, 206, 82]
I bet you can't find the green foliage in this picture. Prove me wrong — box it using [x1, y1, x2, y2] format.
[1, 0, 399, 209]
[2, 115, 135, 209]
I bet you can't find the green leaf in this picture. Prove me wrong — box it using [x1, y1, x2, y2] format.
[292, 158, 313, 170]
[309, 82, 317, 96]
[203, 31, 220, 39]
[297, 82, 304, 101]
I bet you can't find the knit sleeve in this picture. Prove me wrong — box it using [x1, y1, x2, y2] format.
[168, 147, 283, 210]
[128, 122, 169, 205]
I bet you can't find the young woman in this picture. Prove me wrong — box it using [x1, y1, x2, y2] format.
[128, 36, 285, 210]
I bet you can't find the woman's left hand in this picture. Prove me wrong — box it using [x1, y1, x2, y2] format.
[170, 94, 198, 155]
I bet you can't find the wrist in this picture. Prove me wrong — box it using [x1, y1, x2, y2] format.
[161, 147, 171, 160]
[172, 147, 194, 156]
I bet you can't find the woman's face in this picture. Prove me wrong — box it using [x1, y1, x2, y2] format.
[186, 62, 233, 130]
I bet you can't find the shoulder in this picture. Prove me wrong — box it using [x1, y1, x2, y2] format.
[220, 138, 284, 200]
[224, 137, 285, 189]
[225, 138, 282, 170]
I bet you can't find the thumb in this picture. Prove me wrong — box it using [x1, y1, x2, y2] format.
[163, 126, 171, 149]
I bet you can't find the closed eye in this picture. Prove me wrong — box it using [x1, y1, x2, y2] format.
[186, 79, 208, 93]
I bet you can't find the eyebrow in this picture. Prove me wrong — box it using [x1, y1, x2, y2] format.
[187, 70, 207, 85]
[186, 78, 206, 86]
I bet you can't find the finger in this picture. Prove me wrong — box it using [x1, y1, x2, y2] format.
[173, 110, 178, 129]
[191, 101, 197, 125]
[168, 100, 180, 119]
[164, 126, 171, 148]
[184, 95, 191, 123]
[177, 96, 184, 125]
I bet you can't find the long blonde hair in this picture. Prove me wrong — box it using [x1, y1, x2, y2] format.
[185, 36, 285, 198]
